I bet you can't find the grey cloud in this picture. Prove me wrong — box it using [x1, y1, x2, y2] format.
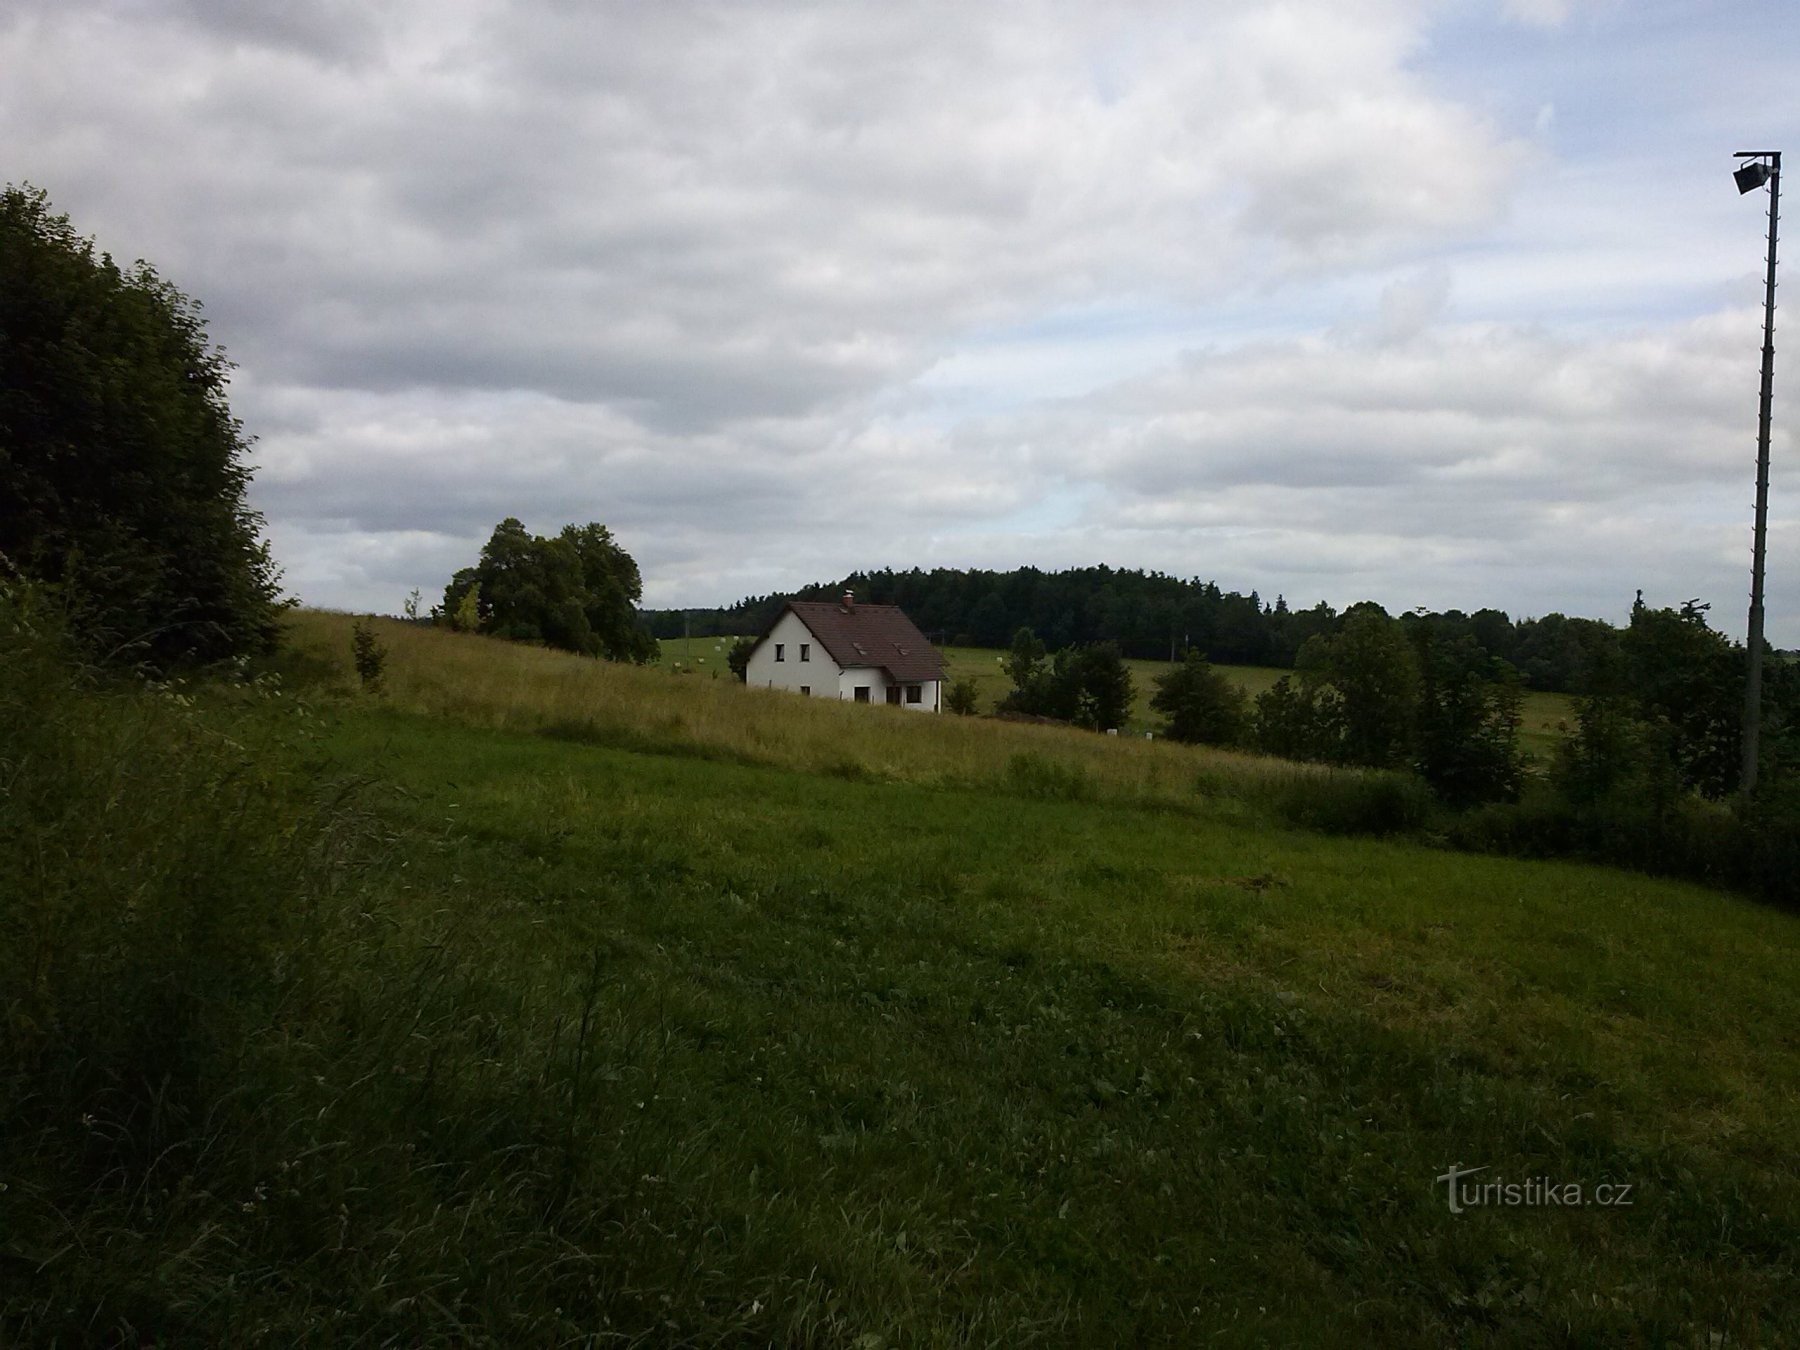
[10, 0, 1794, 641]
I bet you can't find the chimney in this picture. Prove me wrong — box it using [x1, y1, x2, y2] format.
[842, 589, 855, 612]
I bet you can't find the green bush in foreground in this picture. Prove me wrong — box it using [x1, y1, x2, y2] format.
[0, 184, 282, 668]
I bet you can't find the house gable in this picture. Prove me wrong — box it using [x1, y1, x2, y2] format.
[743, 596, 945, 707]
[780, 600, 945, 683]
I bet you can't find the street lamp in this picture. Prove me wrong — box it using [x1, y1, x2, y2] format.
[1734, 149, 1780, 795]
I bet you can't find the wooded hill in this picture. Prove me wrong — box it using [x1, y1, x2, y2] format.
[643, 565, 1638, 693]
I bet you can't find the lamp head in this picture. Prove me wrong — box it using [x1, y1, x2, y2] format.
[1736, 161, 1773, 194]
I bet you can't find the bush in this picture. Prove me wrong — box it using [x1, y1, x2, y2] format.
[1443, 782, 1800, 913]
[1151, 651, 1248, 746]
[945, 675, 982, 715]
[0, 185, 282, 668]
[1265, 768, 1433, 836]
[1253, 676, 1343, 762]
[1002, 631, 1134, 731]
[728, 635, 756, 681]
[351, 618, 387, 692]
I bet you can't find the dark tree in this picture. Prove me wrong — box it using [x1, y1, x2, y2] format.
[1411, 633, 1524, 806]
[1554, 692, 1660, 809]
[727, 636, 756, 682]
[1151, 651, 1249, 746]
[442, 518, 657, 663]
[944, 676, 982, 716]
[561, 523, 654, 662]
[1619, 597, 1742, 799]
[1065, 642, 1135, 731]
[1252, 675, 1344, 762]
[1004, 626, 1048, 694]
[1295, 607, 1418, 768]
[0, 184, 281, 665]
[1001, 630, 1133, 731]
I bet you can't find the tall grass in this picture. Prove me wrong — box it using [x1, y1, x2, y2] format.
[0, 594, 747, 1341]
[285, 611, 1428, 833]
[6, 598, 1799, 1341]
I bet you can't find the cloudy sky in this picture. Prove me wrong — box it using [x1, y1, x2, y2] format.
[6, 0, 1797, 638]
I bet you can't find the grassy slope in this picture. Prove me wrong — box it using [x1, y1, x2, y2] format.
[234, 613, 1800, 1343]
[658, 636, 1576, 757]
[940, 646, 1573, 758]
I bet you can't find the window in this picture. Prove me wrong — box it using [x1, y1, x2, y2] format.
[906, 685, 922, 704]
[800, 643, 810, 662]
[800, 685, 811, 696]
[774, 643, 785, 661]
[854, 686, 870, 703]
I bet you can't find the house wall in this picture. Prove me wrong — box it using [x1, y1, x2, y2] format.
[839, 667, 941, 712]
[746, 608, 943, 711]
[746, 610, 838, 695]
[836, 665, 887, 703]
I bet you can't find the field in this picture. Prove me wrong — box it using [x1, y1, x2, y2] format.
[658, 635, 1577, 759]
[5, 612, 1794, 1345]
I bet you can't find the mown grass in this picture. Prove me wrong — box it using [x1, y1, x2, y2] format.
[6, 609, 1797, 1344]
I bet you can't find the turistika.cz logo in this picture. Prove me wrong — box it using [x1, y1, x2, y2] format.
[1435, 1164, 1635, 1214]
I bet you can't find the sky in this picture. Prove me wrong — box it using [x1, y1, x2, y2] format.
[5, 0, 1798, 639]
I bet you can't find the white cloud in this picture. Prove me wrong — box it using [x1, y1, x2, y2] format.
[1502, 0, 1572, 28]
[3, 0, 1797, 641]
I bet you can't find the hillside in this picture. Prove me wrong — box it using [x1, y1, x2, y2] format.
[4, 611, 1796, 1344]
[660, 631, 1577, 756]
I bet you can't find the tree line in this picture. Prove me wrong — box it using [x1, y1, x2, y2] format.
[994, 593, 1799, 812]
[643, 565, 1651, 693]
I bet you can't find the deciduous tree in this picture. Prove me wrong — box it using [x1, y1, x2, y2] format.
[442, 518, 657, 662]
[0, 184, 281, 665]
[1151, 651, 1248, 746]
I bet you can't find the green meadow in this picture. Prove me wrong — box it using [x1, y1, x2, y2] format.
[658, 636, 1576, 758]
[939, 645, 1575, 760]
[3, 612, 1794, 1345]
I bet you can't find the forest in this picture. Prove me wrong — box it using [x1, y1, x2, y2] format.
[645, 564, 1685, 694]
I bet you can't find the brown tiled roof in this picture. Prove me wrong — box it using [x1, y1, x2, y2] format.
[781, 601, 946, 682]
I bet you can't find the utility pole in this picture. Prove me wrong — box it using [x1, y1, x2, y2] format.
[1734, 150, 1781, 795]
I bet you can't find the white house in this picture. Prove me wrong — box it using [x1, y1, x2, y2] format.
[744, 592, 946, 711]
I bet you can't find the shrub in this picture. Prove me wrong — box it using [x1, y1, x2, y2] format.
[351, 618, 387, 692]
[1151, 651, 1248, 746]
[1002, 632, 1134, 731]
[0, 185, 281, 668]
[728, 635, 756, 681]
[1412, 635, 1525, 807]
[1266, 767, 1432, 836]
[451, 582, 483, 633]
[945, 676, 982, 715]
[1253, 675, 1343, 762]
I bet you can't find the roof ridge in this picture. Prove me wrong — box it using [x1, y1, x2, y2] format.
[770, 598, 945, 682]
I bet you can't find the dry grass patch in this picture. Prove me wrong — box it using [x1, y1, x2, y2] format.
[286, 612, 1384, 819]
